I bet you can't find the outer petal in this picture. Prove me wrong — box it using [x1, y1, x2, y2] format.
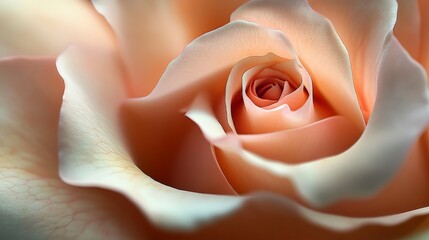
[307, 0, 397, 120]
[0, 58, 148, 239]
[0, 0, 115, 58]
[92, 0, 191, 96]
[147, 197, 429, 239]
[231, 0, 365, 128]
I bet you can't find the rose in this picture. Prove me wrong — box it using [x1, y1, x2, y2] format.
[120, 0, 429, 238]
[122, 0, 429, 238]
[0, 0, 426, 239]
[1, 1, 429, 240]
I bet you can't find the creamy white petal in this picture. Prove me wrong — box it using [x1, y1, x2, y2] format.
[0, 57, 148, 240]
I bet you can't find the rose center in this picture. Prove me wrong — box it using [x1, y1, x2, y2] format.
[251, 76, 295, 103]
[254, 77, 294, 101]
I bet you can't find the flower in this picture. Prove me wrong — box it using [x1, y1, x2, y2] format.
[1, 0, 429, 240]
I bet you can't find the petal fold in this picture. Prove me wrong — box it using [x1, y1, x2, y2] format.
[56, 46, 243, 229]
[308, 0, 398, 120]
[92, 0, 190, 96]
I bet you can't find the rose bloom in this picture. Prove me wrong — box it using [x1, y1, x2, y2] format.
[1, 0, 429, 239]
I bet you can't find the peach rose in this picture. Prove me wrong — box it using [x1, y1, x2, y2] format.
[1, 0, 429, 240]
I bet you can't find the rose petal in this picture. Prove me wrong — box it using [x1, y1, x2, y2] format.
[0, 58, 148, 240]
[238, 116, 361, 164]
[0, 0, 115, 58]
[143, 192, 429, 239]
[188, 38, 429, 211]
[122, 97, 236, 195]
[173, 0, 249, 41]
[395, 0, 421, 59]
[231, 0, 365, 129]
[91, 0, 191, 97]
[150, 20, 297, 99]
[402, 219, 429, 240]
[321, 139, 429, 217]
[296, 37, 428, 206]
[307, 0, 397, 120]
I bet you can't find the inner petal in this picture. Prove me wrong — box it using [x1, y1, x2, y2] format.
[236, 58, 317, 133]
[254, 78, 291, 101]
[256, 81, 281, 100]
[244, 61, 306, 110]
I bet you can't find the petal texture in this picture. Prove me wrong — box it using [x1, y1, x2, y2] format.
[56, 46, 243, 230]
[0, 58, 148, 240]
